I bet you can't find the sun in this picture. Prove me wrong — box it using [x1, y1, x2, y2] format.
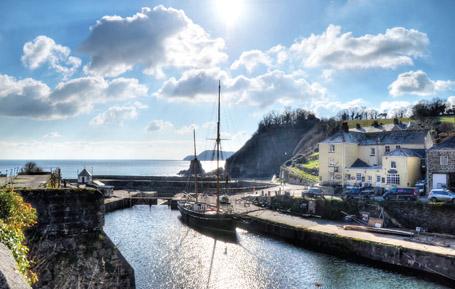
[215, 0, 245, 27]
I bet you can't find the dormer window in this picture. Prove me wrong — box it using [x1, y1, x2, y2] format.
[329, 144, 335, 153]
[396, 145, 401, 149]
[370, 148, 375, 156]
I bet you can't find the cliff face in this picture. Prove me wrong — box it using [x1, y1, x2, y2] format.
[226, 120, 334, 179]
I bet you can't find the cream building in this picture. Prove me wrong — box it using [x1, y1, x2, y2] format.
[319, 129, 432, 189]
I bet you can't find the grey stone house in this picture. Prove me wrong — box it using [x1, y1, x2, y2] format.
[426, 136, 455, 191]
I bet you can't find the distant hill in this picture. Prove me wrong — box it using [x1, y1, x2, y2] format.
[183, 150, 235, 161]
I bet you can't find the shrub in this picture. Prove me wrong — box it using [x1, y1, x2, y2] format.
[0, 188, 37, 284]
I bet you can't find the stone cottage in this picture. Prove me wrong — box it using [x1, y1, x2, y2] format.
[426, 135, 455, 191]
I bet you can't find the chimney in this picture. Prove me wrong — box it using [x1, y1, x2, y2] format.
[342, 122, 349, 133]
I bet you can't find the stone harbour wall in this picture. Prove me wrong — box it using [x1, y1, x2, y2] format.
[18, 189, 135, 289]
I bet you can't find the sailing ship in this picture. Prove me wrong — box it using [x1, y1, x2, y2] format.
[177, 81, 236, 234]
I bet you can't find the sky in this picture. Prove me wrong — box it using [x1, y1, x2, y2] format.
[0, 0, 454, 159]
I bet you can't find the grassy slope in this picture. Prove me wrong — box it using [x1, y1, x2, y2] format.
[347, 116, 455, 128]
[288, 152, 319, 184]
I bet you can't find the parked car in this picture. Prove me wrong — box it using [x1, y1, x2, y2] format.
[302, 187, 323, 197]
[428, 189, 455, 203]
[382, 188, 417, 201]
[343, 187, 375, 200]
[415, 180, 426, 196]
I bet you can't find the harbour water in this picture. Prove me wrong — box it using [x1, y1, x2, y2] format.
[0, 159, 223, 179]
[104, 205, 449, 289]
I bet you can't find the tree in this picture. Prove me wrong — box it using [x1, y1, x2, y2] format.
[22, 162, 43, 174]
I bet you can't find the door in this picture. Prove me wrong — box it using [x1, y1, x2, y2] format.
[433, 174, 447, 189]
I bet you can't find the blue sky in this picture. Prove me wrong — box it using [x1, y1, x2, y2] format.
[0, 0, 454, 159]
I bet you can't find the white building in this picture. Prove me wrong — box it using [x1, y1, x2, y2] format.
[78, 168, 92, 184]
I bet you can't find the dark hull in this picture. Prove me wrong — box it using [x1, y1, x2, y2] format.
[178, 202, 236, 234]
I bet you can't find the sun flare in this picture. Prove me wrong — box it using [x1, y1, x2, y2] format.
[215, 0, 244, 27]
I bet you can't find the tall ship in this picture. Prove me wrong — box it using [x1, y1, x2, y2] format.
[177, 82, 236, 234]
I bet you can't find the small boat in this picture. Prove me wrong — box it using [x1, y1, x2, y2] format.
[178, 81, 236, 234]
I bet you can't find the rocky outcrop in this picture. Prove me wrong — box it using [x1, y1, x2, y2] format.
[226, 121, 333, 178]
[0, 243, 31, 289]
[19, 189, 135, 289]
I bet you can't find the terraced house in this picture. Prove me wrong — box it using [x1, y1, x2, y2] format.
[318, 127, 433, 189]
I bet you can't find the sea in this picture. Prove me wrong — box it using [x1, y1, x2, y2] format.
[0, 160, 224, 179]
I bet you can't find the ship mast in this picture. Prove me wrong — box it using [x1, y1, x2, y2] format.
[216, 81, 221, 213]
[193, 129, 198, 202]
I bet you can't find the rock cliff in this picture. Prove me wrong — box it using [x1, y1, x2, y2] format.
[226, 120, 335, 178]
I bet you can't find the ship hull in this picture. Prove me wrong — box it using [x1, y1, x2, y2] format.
[177, 201, 236, 234]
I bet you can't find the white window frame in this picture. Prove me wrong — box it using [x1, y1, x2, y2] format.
[387, 174, 400, 185]
[329, 144, 335, 153]
[391, 161, 396, 169]
[356, 173, 362, 181]
[370, 148, 375, 156]
[440, 155, 449, 166]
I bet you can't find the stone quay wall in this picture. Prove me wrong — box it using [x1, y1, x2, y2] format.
[239, 216, 455, 283]
[72, 175, 274, 195]
[18, 189, 135, 289]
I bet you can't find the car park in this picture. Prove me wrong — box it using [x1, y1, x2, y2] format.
[343, 187, 375, 200]
[302, 187, 323, 197]
[382, 188, 417, 201]
[428, 189, 455, 203]
[415, 180, 426, 196]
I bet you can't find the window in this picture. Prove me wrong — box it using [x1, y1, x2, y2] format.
[370, 148, 375, 156]
[387, 174, 400, 185]
[329, 144, 335, 153]
[334, 167, 339, 173]
[368, 176, 372, 182]
[382, 177, 385, 183]
[391, 161, 396, 168]
[376, 176, 381, 183]
[440, 156, 449, 166]
[356, 173, 362, 181]
[385, 146, 390, 153]
[396, 145, 401, 149]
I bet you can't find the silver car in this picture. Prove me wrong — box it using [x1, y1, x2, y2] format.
[428, 189, 455, 203]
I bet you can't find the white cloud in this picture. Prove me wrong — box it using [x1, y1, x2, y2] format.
[90, 102, 147, 126]
[388, 70, 454, 96]
[309, 97, 366, 116]
[81, 6, 227, 77]
[0, 74, 148, 119]
[155, 68, 326, 107]
[230, 50, 272, 73]
[42, 131, 62, 138]
[146, 119, 174, 132]
[379, 100, 413, 117]
[22, 35, 81, 78]
[231, 25, 428, 72]
[447, 96, 455, 107]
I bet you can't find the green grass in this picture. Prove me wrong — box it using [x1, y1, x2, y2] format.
[439, 115, 455, 123]
[288, 167, 319, 183]
[347, 118, 412, 128]
[302, 159, 319, 170]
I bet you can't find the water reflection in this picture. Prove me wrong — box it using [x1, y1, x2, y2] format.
[104, 205, 449, 289]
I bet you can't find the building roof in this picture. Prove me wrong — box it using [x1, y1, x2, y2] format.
[350, 159, 370, 168]
[321, 129, 428, 145]
[78, 168, 92, 177]
[349, 122, 411, 133]
[428, 136, 455, 151]
[386, 148, 425, 158]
